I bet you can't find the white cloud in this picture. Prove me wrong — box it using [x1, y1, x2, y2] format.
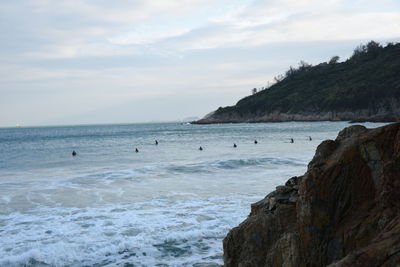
[109, 27, 191, 45]
[0, 0, 400, 125]
[6, 0, 398, 59]
[161, 1, 400, 51]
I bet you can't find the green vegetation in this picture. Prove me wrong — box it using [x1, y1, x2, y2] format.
[212, 41, 400, 121]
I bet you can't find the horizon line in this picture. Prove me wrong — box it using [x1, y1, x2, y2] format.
[0, 120, 196, 129]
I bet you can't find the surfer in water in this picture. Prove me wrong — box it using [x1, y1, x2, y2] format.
[72, 150, 77, 156]
[290, 138, 294, 143]
[155, 140, 158, 145]
[135, 148, 139, 153]
[233, 143, 237, 148]
[199, 146, 203, 151]
[254, 140, 258, 144]
[309, 136, 312, 141]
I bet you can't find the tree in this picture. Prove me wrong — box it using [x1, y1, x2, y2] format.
[252, 88, 257, 95]
[366, 40, 381, 51]
[351, 44, 367, 60]
[329, 56, 340, 64]
[351, 41, 382, 61]
[298, 60, 312, 70]
[285, 66, 297, 77]
[366, 40, 382, 56]
[274, 74, 285, 83]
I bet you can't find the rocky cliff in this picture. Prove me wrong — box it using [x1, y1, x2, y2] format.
[223, 123, 400, 266]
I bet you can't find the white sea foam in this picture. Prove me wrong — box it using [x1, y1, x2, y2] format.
[0, 196, 259, 266]
[0, 122, 388, 266]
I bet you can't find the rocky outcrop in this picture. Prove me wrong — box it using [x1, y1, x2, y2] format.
[223, 123, 400, 266]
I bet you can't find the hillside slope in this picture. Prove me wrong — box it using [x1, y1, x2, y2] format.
[194, 41, 400, 124]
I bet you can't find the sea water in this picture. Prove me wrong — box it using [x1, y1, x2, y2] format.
[0, 121, 387, 266]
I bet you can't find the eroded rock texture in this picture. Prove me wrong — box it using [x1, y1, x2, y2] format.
[223, 123, 400, 267]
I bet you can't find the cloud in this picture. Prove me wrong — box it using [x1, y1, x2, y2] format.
[156, 0, 400, 51]
[3, 0, 398, 59]
[0, 0, 400, 126]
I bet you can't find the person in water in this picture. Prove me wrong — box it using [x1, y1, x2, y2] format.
[199, 146, 203, 151]
[135, 148, 139, 153]
[309, 136, 312, 141]
[254, 140, 258, 144]
[155, 140, 158, 145]
[233, 143, 237, 148]
[290, 138, 294, 143]
[72, 150, 77, 156]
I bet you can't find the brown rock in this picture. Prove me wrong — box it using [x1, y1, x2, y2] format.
[223, 123, 400, 267]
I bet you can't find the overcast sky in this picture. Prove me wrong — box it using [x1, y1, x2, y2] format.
[0, 0, 399, 126]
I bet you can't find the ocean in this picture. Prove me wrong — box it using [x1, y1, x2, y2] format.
[0, 121, 387, 266]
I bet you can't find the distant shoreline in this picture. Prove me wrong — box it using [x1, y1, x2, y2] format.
[192, 117, 397, 125]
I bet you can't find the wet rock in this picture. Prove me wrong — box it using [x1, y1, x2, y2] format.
[224, 123, 400, 267]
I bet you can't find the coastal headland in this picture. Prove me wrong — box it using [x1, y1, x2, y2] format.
[223, 122, 400, 266]
[194, 41, 400, 124]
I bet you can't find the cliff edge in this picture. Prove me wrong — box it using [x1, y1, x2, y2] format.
[223, 123, 400, 266]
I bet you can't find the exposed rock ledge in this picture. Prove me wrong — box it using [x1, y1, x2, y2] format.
[223, 123, 400, 266]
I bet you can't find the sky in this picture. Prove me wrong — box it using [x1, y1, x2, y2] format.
[0, 0, 399, 126]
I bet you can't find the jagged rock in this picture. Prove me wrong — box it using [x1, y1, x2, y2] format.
[223, 123, 400, 267]
[336, 125, 367, 141]
[275, 185, 293, 194]
[250, 177, 301, 216]
[285, 176, 300, 187]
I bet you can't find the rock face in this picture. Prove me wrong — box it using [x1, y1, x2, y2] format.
[223, 123, 400, 266]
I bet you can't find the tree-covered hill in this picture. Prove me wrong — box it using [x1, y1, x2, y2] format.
[194, 41, 400, 124]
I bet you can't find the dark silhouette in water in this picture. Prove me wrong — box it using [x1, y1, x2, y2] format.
[155, 140, 158, 145]
[233, 143, 237, 148]
[199, 146, 203, 151]
[309, 136, 312, 141]
[72, 150, 77, 156]
[135, 148, 139, 153]
[290, 138, 294, 143]
[254, 140, 258, 144]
